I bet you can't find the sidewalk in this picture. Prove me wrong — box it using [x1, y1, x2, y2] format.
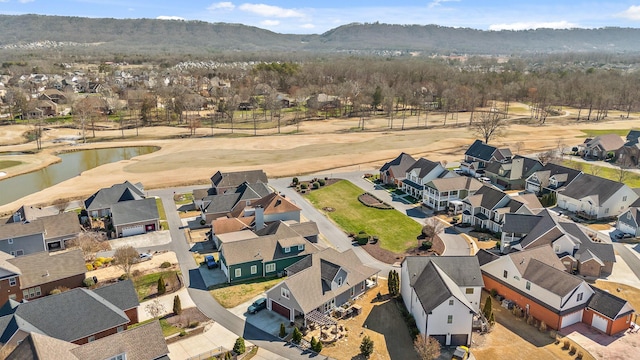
[139, 288, 196, 322]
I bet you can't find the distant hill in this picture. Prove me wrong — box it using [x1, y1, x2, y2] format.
[2, 15, 640, 56]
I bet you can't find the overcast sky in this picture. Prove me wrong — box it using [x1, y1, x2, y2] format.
[2, 0, 640, 34]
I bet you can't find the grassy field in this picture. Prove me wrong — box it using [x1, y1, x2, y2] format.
[559, 159, 640, 187]
[133, 270, 180, 301]
[155, 197, 169, 230]
[129, 318, 182, 337]
[210, 277, 283, 308]
[0, 160, 21, 170]
[174, 193, 194, 205]
[580, 129, 633, 137]
[306, 180, 422, 253]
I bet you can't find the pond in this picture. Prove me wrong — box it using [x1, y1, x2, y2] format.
[0, 146, 158, 206]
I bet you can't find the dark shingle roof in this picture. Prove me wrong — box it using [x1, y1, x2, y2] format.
[210, 170, 268, 190]
[559, 174, 625, 205]
[476, 249, 500, 266]
[522, 259, 582, 297]
[467, 185, 508, 210]
[406, 158, 441, 178]
[587, 286, 633, 320]
[111, 198, 159, 227]
[84, 181, 145, 211]
[558, 222, 616, 263]
[465, 140, 498, 162]
[380, 152, 416, 175]
[320, 259, 340, 283]
[93, 280, 139, 311]
[502, 214, 543, 234]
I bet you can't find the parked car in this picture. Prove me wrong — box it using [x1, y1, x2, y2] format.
[452, 346, 469, 360]
[205, 254, 218, 269]
[247, 298, 267, 314]
[616, 232, 634, 239]
[138, 253, 153, 262]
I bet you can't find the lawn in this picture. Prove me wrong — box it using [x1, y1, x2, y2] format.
[129, 318, 182, 337]
[173, 193, 194, 205]
[0, 160, 22, 170]
[559, 159, 640, 188]
[133, 270, 180, 301]
[210, 277, 283, 308]
[306, 180, 422, 253]
[155, 197, 169, 230]
[580, 129, 633, 137]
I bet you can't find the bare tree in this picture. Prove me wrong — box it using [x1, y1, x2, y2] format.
[68, 232, 111, 260]
[514, 141, 525, 155]
[537, 150, 556, 165]
[470, 110, 506, 145]
[414, 336, 441, 360]
[422, 217, 445, 240]
[145, 298, 167, 319]
[114, 246, 139, 277]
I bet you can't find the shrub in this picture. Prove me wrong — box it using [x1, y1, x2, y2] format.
[357, 234, 370, 245]
[310, 337, 318, 351]
[279, 323, 287, 338]
[160, 261, 172, 268]
[173, 295, 182, 315]
[119, 273, 129, 281]
[483, 296, 493, 320]
[300, 183, 308, 190]
[318, 179, 326, 186]
[420, 241, 432, 250]
[360, 336, 374, 358]
[495, 241, 501, 249]
[292, 327, 302, 344]
[577, 351, 583, 359]
[200, 219, 206, 226]
[563, 339, 570, 350]
[86, 263, 94, 271]
[93, 260, 103, 268]
[83, 277, 95, 287]
[313, 338, 322, 352]
[526, 315, 534, 325]
[539, 321, 547, 332]
[490, 288, 498, 298]
[233, 337, 246, 354]
[292, 177, 299, 185]
[312, 182, 320, 189]
[50, 288, 61, 295]
[179, 330, 187, 337]
[570, 345, 577, 355]
[157, 276, 166, 295]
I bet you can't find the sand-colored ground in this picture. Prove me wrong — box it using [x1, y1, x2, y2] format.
[2, 105, 640, 216]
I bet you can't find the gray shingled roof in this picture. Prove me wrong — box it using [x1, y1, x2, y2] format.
[380, 153, 416, 177]
[404, 256, 484, 288]
[7, 249, 85, 288]
[93, 280, 139, 311]
[502, 214, 543, 234]
[465, 185, 508, 210]
[111, 198, 159, 227]
[0, 221, 44, 240]
[476, 249, 500, 266]
[84, 181, 145, 211]
[202, 182, 272, 215]
[465, 140, 499, 162]
[558, 222, 616, 263]
[210, 170, 268, 190]
[587, 286, 633, 320]
[529, 163, 582, 189]
[522, 259, 583, 297]
[559, 173, 625, 205]
[407, 158, 441, 178]
[38, 212, 82, 240]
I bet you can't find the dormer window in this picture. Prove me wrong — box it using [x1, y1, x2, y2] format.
[7, 239, 13, 244]
[337, 277, 343, 287]
[298, 244, 304, 251]
[284, 247, 291, 253]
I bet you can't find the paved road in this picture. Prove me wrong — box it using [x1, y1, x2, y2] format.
[613, 243, 640, 280]
[148, 187, 316, 360]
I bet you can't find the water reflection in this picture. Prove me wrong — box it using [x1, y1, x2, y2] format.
[0, 146, 157, 206]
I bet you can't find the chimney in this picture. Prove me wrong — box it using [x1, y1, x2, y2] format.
[255, 205, 265, 230]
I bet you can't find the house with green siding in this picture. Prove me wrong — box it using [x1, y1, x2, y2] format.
[218, 221, 319, 283]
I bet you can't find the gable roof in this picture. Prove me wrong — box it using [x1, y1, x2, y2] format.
[38, 212, 82, 240]
[6, 331, 77, 360]
[212, 217, 254, 235]
[6, 205, 57, 224]
[465, 139, 511, 162]
[231, 192, 300, 218]
[84, 181, 145, 211]
[558, 222, 616, 263]
[527, 163, 582, 190]
[587, 286, 634, 320]
[507, 245, 565, 275]
[585, 134, 625, 151]
[111, 198, 159, 227]
[0, 252, 21, 278]
[203, 182, 272, 215]
[92, 280, 139, 311]
[380, 152, 416, 175]
[509, 193, 543, 210]
[522, 258, 583, 297]
[559, 173, 625, 205]
[406, 157, 442, 178]
[502, 213, 543, 234]
[7, 249, 85, 288]
[464, 185, 508, 210]
[210, 170, 268, 189]
[0, 221, 44, 241]
[426, 176, 483, 193]
[476, 249, 500, 266]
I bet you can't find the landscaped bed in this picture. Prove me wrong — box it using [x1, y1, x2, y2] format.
[134, 270, 181, 301]
[306, 180, 422, 254]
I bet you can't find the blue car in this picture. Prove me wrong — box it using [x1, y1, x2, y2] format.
[247, 298, 267, 314]
[205, 255, 218, 269]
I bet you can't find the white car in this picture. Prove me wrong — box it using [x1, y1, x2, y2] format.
[138, 253, 153, 262]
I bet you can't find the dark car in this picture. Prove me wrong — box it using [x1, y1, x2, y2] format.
[247, 298, 267, 314]
[205, 255, 218, 269]
[615, 232, 634, 240]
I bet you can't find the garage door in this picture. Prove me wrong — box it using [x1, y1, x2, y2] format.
[450, 334, 468, 346]
[591, 313, 608, 333]
[122, 225, 145, 237]
[561, 310, 583, 328]
[430, 335, 447, 345]
[271, 300, 290, 321]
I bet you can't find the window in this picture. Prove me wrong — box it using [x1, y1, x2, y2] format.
[7, 238, 13, 244]
[605, 208, 609, 214]
[465, 288, 474, 294]
[251, 265, 257, 275]
[117, 326, 124, 333]
[554, 244, 560, 252]
[526, 281, 531, 290]
[9, 277, 16, 287]
[449, 300, 454, 306]
[623, 196, 628, 202]
[87, 336, 95, 342]
[503, 270, 508, 278]
[108, 355, 126, 360]
[281, 288, 290, 299]
[628, 212, 633, 220]
[235, 268, 241, 278]
[284, 247, 291, 253]
[351, 287, 355, 297]
[15, 250, 23, 257]
[23, 286, 41, 299]
[577, 293, 583, 301]
[298, 244, 304, 251]
[337, 277, 343, 286]
[265, 263, 276, 273]
[447, 315, 453, 324]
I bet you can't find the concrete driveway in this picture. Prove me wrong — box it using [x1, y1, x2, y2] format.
[229, 295, 290, 337]
[108, 230, 172, 250]
[199, 265, 228, 289]
[563, 322, 639, 360]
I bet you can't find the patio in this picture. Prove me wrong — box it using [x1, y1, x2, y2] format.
[562, 322, 640, 360]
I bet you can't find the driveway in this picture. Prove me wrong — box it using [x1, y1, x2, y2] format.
[229, 295, 290, 338]
[199, 264, 228, 289]
[563, 322, 639, 360]
[108, 230, 172, 250]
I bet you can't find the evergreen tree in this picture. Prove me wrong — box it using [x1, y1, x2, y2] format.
[310, 336, 318, 351]
[388, 270, 399, 297]
[157, 276, 166, 295]
[173, 295, 182, 315]
[279, 323, 287, 338]
[483, 296, 493, 320]
[360, 336, 374, 358]
[292, 327, 302, 344]
[233, 337, 246, 354]
[313, 339, 323, 352]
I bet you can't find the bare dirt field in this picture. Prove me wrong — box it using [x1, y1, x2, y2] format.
[2, 104, 640, 216]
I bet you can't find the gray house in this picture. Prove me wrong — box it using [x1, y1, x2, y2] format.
[265, 248, 378, 324]
[84, 181, 145, 218]
[0, 212, 81, 256]
[111, 198, 160, 237]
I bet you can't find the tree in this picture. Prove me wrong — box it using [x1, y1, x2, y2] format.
[310, 336, 318, 351]
[292, 327, 302, 344]
[470, 110, 506, 144]
[145, 298, 166, 319]
[422, 217, 445, 240]
[279, 323, 287, 338]
[114, 246, 139, 277]
[483, 296, 493, 320]
[372, 85, 383, 110]
[360, 335, 374, 358]
[388, 270, 399, 297]
[414, 336, 441, 360]
[157, 275, 166, 295]
[312, 337, 322, 352]
[173, 295, 182, 315]
[233, 337, 246, 354]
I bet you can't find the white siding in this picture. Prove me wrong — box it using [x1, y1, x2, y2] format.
[426, 296, 474, 342]
[560, 283, 593, 310]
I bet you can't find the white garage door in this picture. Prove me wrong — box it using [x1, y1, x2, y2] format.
[122, 225, 145, 237]
[567, 203, 577, 212]
[591, 313, 608, 333]
[561, 310, 583, 328]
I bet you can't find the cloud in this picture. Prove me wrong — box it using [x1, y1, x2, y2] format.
[617, 5, 640, 20]
[428, 0, 459, 9]
[300, 23, 315, 29]
[156, 16, 185, 20]
[238, 3, 305, 18]
[261, 20, 279, 26]
[208, 2, 235, 11]
[19, 0, 35, 3]
[489, 20, 579, 31]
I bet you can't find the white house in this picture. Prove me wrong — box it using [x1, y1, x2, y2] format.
[401, 158, 455, 201]
[525, 163, 582, 195]
[423, 176, 483, 212]
[461, 185, 531, 233]
[401, 256, 484, 347]
[556, 174, 638, 220]
[616, 206, 640, 237]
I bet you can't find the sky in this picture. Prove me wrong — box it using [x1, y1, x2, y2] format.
[1, 0, 640, 34]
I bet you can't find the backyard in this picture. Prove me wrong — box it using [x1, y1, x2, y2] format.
[306, 180, 422, 253]
[210, 277, 284, 308]
[559, 159, 640, 188]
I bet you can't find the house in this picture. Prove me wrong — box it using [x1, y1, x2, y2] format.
[424, 176, 483, 212]
[0, 280, 139, 355]
[200, 182, 272, 224]
[617, 206, 640, 237]
[460, 140, 512, 176]
[84, 181, 145, 218]
[379, 152, 416, 186]
[218, 221, 320, 283]
[483, 156, 542, 190]
[39, 88, 67, 104]
[111, 198, 160, 237]
[525, 162, 582, 195]
[461, 185, 532, 233]
[556, 173, 638, 220]
[306, 94, 340, 111]
[6, 319, 168, 360]
[401, 157, 454, 200]
[501, 209, 615, 277]
[266, 248, 378, 324]
[5, 205, 57, 223]
[615, 130, 640, 166]
[579, 134, 625, 160]
[3, 249, 86, 304]
[229, 192, 302, 230]
[479, 246, 633, 335]
[0, 212, 81, 255]
[401, 256, 484, 346]
[209, 170, 268, 195]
